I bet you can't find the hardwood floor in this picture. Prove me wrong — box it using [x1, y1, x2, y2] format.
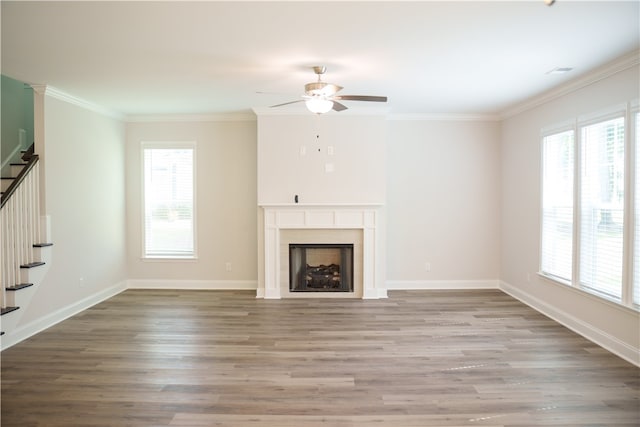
[1, 290, 638, 426]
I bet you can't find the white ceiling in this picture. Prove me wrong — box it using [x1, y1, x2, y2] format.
[2, 1, 639, 118]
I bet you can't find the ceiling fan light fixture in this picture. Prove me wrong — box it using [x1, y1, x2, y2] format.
[305, 97, 333, 114]
[267, 66, 386, 113]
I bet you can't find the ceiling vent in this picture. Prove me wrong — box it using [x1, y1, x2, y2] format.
[546, 67, 574, 75]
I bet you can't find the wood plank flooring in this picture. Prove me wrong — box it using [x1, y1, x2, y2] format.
[1, 290, 638, 426]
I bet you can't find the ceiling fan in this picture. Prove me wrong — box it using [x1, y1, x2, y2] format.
[269, 66, 387, 114]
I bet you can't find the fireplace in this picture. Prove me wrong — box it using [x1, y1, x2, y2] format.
[258, 205, 386, 299]
[289, 244, 354, 292]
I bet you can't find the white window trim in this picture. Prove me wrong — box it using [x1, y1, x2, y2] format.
[540, 102, 639, 312]
[140, 141, 197, 260]
[629, 103, 640, 309]
[577, 103, 627, 128]
[540, 119, 575, 138]
[539, 127, 575, 283]
[537, 270, 639, 316]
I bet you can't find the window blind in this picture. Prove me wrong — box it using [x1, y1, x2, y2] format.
[579, 117, 625, 299]
[541, 130, 574, 282]
[143, 145, 194, 257]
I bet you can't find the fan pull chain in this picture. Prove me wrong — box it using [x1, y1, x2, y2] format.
[315, 113, 322, 148]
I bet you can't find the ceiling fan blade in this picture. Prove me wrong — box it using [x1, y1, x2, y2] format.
[332, 101, 348, 112]
[269, 99, 304, 108]
[322, 84, 343, 96]
[334, 95, 387, 103]
[305, 82, 343, 96]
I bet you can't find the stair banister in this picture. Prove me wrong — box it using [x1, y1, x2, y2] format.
[0, 155, 42, 309]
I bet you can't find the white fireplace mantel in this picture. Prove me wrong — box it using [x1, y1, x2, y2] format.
[258, 204, 386, 299]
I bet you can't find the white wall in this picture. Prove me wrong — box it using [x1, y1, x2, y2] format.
[386, 119, 501, 287]
[125, 119, 257, 286]
[256, 113, 500, 288]
[500, 64, 640, 364]
[17, 94, 127, 327]
[257, 114, 386, 205]
[255, 112, 387, 296]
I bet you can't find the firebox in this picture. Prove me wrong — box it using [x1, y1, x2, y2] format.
[289, 243, 354, 292]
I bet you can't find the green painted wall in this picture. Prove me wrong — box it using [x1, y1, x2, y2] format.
[1, 75, 34, 173]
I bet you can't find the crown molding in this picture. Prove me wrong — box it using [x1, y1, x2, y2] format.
[387, 113, 501, 122]
[253, 108, 498, 121]
[500, 50, 640, 120]
[125, 113, 257, 123]
[30, 85, 125, 121]
[252, 106, 390, 117]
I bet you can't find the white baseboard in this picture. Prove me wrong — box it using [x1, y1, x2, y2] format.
[499, 280, 640, 367]
[1, 281, 127, 351]
[363, 288, 388, 299]
[386, 279, 499, 290]
[127, 279, 258, 290]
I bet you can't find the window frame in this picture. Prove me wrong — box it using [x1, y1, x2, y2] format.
[539, 124, 576, 284]
[630, 105, 640, 309]
[539, 103, 639, 312]
[140, 141, 197, 260]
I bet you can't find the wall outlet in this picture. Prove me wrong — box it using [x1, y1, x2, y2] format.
[225, 262, 232, 272]
[424, 262, 431, 272]
[79, 277, 85, 287]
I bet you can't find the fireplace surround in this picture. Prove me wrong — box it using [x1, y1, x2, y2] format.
[258, 204, 386, 299]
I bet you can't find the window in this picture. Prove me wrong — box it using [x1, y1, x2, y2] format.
[541, 130, 574, 282]
[580, 117, 625, 299]
[142, 142, 195, 258]
[634, 111, 640, 307]
[541, 107, 639, 311]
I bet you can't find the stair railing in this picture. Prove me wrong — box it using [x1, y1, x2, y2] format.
[1, 155, 41, 308]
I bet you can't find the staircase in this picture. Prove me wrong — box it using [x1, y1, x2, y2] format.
[1, 145, 52, 339]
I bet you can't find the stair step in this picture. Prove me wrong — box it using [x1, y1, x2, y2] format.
[6, 283, 34, 291]
[33, 243, 53, 248]
[20, 262, 45, 269]
[1, 307, 19, 316]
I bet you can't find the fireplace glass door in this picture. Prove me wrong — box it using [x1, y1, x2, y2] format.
[289, 244, 354, 292]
